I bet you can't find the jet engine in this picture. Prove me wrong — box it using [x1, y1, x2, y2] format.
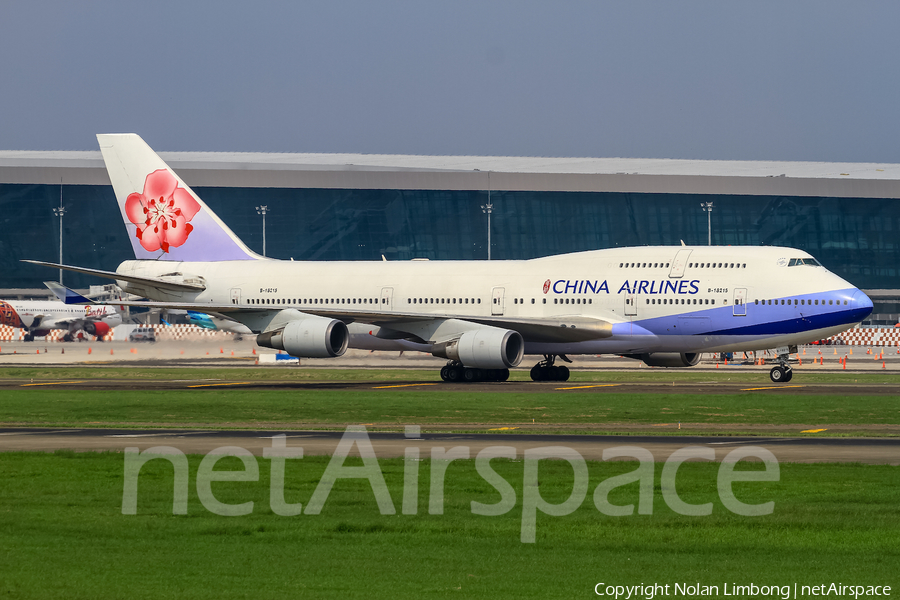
[256, 317, 349, 358]
[632, 352, 702, 368]
[84, 322, 111, 339]
[432, 327, 524, 369]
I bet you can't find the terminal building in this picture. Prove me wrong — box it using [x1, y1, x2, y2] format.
[1, 148, 898, 324]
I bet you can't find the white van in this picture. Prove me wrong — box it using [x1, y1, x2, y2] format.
[128, 327, 157, 342]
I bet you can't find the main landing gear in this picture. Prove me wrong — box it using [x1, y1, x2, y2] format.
[769, 349, 794, 383]
[440, 361, 510, 383]
[530, 354, 571, 382]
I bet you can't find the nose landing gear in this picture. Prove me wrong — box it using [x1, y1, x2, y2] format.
[768, 347, 796, 383]
[769, 364, 793, 383]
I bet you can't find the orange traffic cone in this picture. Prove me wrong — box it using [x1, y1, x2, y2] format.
[87, 347, 92, 354]
[802, 348, 806, 355]
[799, 358, 802, 365]
[36, 349, 39, 354]
[850, 348, 853, 355]
[883, 361, 886, 369]
[833, 348, 837, 355]
[231, 351, 235, 356]
[252, 348, 256, 355]
[61, 348, 64, 354]
[843, 359, 846, 370]
[220, 347, 224, 354]
[110, 349, 114, 355]
[716, 362, 719, 369]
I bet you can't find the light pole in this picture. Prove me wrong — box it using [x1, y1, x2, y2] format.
[256, 205, 268, 257]
[53, 184, 66, 283]
[481, 173, 492, 260]
[701, 201, 714, 245]
[481, 196, 492, 261]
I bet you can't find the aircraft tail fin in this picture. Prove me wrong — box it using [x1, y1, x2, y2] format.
[44, 281, 92, 305]
[97, 134, 260, 262]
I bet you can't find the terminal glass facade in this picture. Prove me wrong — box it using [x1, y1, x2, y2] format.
[2, 183, 898, 290]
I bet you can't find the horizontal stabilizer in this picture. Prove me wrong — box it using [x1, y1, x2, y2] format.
[23, 260, 205, 292]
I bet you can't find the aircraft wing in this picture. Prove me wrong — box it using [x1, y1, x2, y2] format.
[90, 299, 614, 343]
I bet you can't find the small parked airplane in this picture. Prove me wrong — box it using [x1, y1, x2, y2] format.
[0, 282, 123, 341]
[25, 134, 872, 382]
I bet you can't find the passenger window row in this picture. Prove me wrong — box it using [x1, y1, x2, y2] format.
[553, 298, 593, 305]
[408, 298, 480, 305]
[755, 299, 847, 306]
[647, 298, 715, 305]
[688, 262, 746, 268]
[248, 298, 385, 305]
[619, 262, 671, 268]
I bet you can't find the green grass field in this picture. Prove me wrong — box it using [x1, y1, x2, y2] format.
[0, 451, 897, 599]
[1, 388, 898, 433]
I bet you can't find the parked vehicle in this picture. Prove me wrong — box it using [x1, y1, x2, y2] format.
[128, 327, 156, 342]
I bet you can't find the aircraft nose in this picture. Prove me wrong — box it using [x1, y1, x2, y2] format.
[850, 289, 874, 320]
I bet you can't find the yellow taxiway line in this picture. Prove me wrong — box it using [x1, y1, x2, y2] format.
[373, 383, 438, 389]
[20, 381, 85, 387]
[555, 384, 621, 390]
[740, 385, 805, 391]
[186, 382, 253, 388]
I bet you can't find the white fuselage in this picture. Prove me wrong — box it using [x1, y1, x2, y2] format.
[0, 300, 122, 334]
[114, 245, 872, 357]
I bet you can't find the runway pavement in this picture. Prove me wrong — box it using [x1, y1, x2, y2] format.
[1, 339, 898, 373]
[3, 376, 899, 395]
[1, 427, 897, 464]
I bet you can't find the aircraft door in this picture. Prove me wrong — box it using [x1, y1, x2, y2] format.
[669, 249, 692, 278]
[380, 287, 393, 311]
[624, 293, 638, 316]
[491, 287, 505, 316]
[733, 288, 747, 316]
[230, 288, 241, 305]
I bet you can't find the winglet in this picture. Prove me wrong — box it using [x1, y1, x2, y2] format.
[44, 281, 93, 305]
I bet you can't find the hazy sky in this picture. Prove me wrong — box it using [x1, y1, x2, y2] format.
[2, 1, 899, 162]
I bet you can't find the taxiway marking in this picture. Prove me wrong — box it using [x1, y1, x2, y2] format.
[20, 381, 84, 387]
[186, 382, 252, 388]
[740, 385, 805, 391]
[555, 384, 621, 390]
[373, 383, 438, 389]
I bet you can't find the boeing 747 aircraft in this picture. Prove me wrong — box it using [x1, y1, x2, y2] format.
[25, 134, 872, 382]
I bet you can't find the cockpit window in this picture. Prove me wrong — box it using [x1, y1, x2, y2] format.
[788, 258, 821, 267]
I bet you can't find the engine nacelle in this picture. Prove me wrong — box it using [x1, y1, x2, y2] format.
[256, 318, 349, 358]
[635, 352, 701, 368]
[84, 322, 111, 338]
[432, 328, 524, 369]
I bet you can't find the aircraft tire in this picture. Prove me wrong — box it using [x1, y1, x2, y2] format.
[530, 364, 545, 382]
[783, 367, 793, 383]
[495, 369, 510, 382]
[447, 366, 462, 382]
[23, 334, 33, 342]
[440, 366, 451, 382]
[769, 366, 786, 383]
[556, 366, 570, 381]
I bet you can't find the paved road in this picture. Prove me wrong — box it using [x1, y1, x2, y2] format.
[1, 427, 897, 464]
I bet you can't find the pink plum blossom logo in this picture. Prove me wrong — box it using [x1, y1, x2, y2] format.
[125, 169, 201, 253]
